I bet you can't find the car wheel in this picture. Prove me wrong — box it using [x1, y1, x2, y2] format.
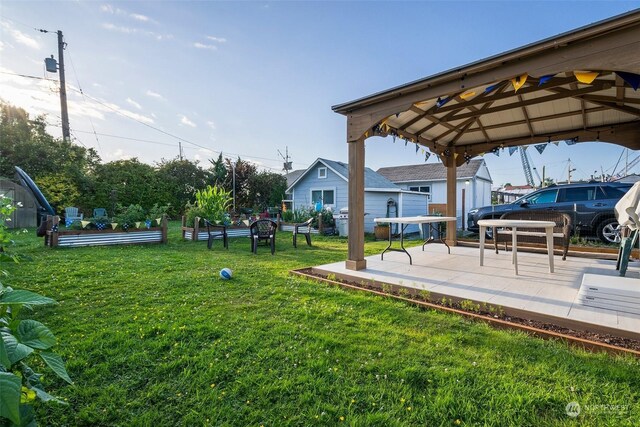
[597, 218, 621, 244]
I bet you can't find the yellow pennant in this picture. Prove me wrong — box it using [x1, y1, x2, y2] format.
[574, 71, 599, 84]
[243, 220, 250, 227]
[460, 91, 476, 99]
[81, 220, 90, 229]
[511, 73, 528, 92]
[111, 223, 118, 230]
[156, 217, 162, 225]
[135, 222, 141, 229]
[454, 153, 459, 159]
[414, 100, 429, 108]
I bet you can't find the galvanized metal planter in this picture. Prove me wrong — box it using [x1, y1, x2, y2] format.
[181, 216, 251, 241]
[45, 215, 168, 248]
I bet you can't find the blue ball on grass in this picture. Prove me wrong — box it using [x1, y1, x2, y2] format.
[219, 268, 233, 280]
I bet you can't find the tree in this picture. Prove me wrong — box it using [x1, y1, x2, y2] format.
[89, 159, 171, 215]
[156, 157, 211, 214]
[248, 171, 287, 211]
[208, 153, 227, 186]
[224, 157, 256, 210]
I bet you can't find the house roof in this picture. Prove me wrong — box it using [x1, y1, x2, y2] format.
[286, 158, 400, 192]
[376, 159, 485, 183]
[285, 169, 305, 188]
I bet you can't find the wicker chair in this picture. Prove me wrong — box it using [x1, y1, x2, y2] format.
[249, 219, 277, 254]
[494, 210, 573, 260]
[293, 218, 313, 248]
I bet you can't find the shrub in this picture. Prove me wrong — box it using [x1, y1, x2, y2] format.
[193, 185, 232, 224]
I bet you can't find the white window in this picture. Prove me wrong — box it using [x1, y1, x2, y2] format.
[311, 189, 335, 207]
[318, 167, 327, 179]
[409, 185, 431, 201]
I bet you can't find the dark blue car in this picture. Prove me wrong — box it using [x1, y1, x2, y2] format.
[467, 182, 632, 244]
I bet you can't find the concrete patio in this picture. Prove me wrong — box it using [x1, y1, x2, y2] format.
[312, 243, 640, 340]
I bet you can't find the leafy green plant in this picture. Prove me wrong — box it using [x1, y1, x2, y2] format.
[115, 204, 146, 229]
[194, 185, 231, 224]
[0, 196, 71, 426]
[148, 203, 170, 222]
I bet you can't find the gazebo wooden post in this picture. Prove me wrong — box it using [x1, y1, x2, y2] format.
[445, 157, 458, 246]
[346, 137, 367, 271]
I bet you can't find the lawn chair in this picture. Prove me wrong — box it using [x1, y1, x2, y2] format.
[250, 219, 277, 254]
[64, 207, 83, 226]
[614, 181, 640, 276]
[93, 208, 108, 218]
[204, 219, 228, 250]
[293, 218, 313, 248]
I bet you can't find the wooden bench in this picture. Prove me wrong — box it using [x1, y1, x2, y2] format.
[495, 210, 572, 260]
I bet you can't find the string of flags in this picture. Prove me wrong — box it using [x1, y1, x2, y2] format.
[62, 218, 163, 230]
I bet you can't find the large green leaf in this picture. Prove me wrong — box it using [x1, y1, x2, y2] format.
[31, 385, 66, 404]
[17, 320, 56, 350]
[0, 333, 10, 367]
[2, 332, 33, 364]
[0, 371, 21, 425]
[39, 351, 72, 384]
[0, 290, 55, 306]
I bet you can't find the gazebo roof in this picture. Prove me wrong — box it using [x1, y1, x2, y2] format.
[333, 9, 640, 165]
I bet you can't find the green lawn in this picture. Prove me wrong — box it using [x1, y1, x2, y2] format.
[7, 222, 640, 426]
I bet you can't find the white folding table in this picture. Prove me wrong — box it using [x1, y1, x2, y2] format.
[374, 216, 457, 265]
[478, 219, 556, 275]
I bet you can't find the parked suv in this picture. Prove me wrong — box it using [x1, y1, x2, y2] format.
[467, 182, 632, 244]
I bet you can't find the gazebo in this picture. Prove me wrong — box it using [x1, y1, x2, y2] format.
[333, 10, 640, 271]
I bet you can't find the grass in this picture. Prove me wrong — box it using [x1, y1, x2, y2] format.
[6, 222, 640, 426]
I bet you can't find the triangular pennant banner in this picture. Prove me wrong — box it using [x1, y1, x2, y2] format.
[484, 82, 502, 94]
[552, 141, 560, 146]
[460, 91, 476, 99]
[156, 217, 162, 225]
[534, 144, 547, 154]
[135, 222, 141, 229]
[537, 74, 555, 86]
[493, 149, 500, 157]
[574, 71, 599, 84]
[508, 147, 518, 156]
[81, 220, 90, 229]
[511, 73, 528, 92]
[616, 71, 640, 90]
[565, 138, 578, 146]
[415, 144, 419, 153]
[521, 145, 529, 152]
[436, 97, 451, 108]
[111, 223, 118, 230]
[424, 152, 431, 162]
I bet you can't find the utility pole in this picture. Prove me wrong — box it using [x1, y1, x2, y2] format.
[278, 147, 292, 175]
[567, 159, 577, 184]
[42, 29, 70, 141]
[178, 141, 183, 160]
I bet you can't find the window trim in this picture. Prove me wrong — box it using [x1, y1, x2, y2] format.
[310, 187, 336, 208]
[318, 167, 327, 179]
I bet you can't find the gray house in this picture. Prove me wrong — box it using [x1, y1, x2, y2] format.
[286, 158, 429, 233]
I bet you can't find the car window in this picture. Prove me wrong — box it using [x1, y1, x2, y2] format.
[599, 185, 629, 199]
[525, 189, 558, 204]
[561, 187, 595, 202]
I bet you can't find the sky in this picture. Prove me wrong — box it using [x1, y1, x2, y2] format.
[1, 1, 638, 187]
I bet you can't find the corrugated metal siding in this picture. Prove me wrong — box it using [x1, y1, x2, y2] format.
[58, 231, 162, 247]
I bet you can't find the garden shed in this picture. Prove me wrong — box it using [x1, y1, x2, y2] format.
[286, 158, 430, 233]
[0, 178, 38, 228]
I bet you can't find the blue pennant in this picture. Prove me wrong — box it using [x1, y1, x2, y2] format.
[415, 144, 419, 153]
[538, 74, 555, 86]
[508, 147, 518, 156]
[436, 97, 451, 108]
[534, 143, 547, 154]
[616, 71, 640, 91]
[484, 82, 502, 94]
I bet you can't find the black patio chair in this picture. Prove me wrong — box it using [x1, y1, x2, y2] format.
[249, 219, 277, 254]
[204, 219, 228, 250]
[293, 218, 313, 248]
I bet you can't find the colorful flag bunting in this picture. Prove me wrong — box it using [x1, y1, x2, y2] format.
[534, 144, 547, 154]
[135, 222, 141, 229]
[81, 220, 90, 229]
[508, 147, 518, 156]
[511, 73, 528, 92]
[565, 138, 578, 146]
[156, 217, 162, 225]
[574, 71, 599, 84]
[415, 144, 419, 153]
[460, 91, 476, 99]
[484, 82, 501, 94]
[616, 71, 640, 90]
[424, 152, 431, 162]
[436, 97, 451, 108]
[551, 141, 560, 146]
[111, 223, 118, 230]
[538, 74, 555, 86]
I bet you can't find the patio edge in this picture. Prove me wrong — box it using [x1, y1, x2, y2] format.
[290, 268, 640, 358]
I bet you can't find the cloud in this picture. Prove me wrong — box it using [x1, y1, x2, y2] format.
[126, 97, 142, 109]
[130, 13, 151, 22]
[179, 114, 196, 128]
[206, 36, 227, 43]
[194, 42, 217, 51]
[145, 90, 165, 101]
[100, 4, 157, 24]
[0, 41, 4, 51]
[206, 120, 216, 130]
[101, 23, 171, 40]
[1, 22, 40, 49]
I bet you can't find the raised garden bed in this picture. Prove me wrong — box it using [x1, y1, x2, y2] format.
[181, 216, 251, 241]
[45, 215, 168, 248]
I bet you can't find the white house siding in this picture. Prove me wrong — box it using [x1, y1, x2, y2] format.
[365, 191, 429, 234]
[291, 164, 347, 212]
